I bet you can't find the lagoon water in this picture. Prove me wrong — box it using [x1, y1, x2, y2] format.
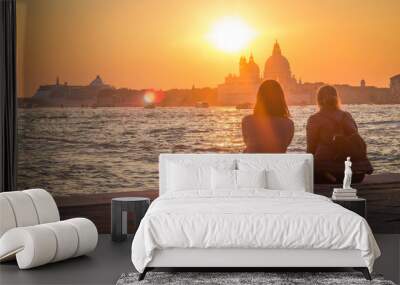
[17, 105, 400, 195]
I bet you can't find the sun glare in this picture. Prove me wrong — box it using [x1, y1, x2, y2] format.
[208, 17, 256, 53]
[144, 91, 155, 104]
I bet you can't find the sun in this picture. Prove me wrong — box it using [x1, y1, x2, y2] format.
[208, 17, 256, 53]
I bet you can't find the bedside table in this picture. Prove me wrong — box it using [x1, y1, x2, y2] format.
[111, 197, 150, 242]
[332, 198, 366, 218]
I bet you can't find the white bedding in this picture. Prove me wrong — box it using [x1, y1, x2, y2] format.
[131, 190, 380, 273]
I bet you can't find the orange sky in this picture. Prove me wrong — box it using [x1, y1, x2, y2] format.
[17, 0, 400, 97]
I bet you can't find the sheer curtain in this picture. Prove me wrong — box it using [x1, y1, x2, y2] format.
[0, 0, 17, 192]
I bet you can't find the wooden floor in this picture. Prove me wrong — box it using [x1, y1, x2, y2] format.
[0, 235, 133, 285]
[54, 173, 400, 234]
[1, 234, 399, 285]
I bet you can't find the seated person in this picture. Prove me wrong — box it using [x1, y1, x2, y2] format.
[242, 80, 294, 153]
[306, 85, 373, 184]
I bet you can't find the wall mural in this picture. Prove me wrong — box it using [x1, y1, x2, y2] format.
[16, 0, 399, 232]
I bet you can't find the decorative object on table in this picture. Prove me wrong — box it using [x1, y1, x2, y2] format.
[0, 189, 98, 269]
[111, 197, 150, 242]
[343, 156, 353, 189]
[332, 198, 367, 218]
[332, 157, 358, 200]
[332, 187, 358, 200]
[116, 271, 394, 285]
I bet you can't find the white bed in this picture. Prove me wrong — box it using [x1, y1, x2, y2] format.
[131, 154, 380, 280]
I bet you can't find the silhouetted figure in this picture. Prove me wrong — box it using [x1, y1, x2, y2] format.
[242, 80, 294, 153]
[307, 85, 373, 184]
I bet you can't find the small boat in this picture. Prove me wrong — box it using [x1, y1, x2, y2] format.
[236, 102, 253, 110]
[144, 103, 156, 109]
[195, 102, 209, 108]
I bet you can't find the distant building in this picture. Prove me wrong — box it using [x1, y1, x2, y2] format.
[390, 74, 400, 96]
[34, 75, 112, 97]
[33, 75, 114, 107]
[263, 41, 297, 91]
[218, 41, 396, 106]
[217, 54, 262, 105]
[25, 55, 399, 108]
[218, 41, 300, 105]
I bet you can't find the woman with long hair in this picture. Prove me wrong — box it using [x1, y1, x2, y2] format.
[242, 80, 294, 153]
[306, 85, 372, 184]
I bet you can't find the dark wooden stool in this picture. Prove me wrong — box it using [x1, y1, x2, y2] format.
[111, 197, 150, 242]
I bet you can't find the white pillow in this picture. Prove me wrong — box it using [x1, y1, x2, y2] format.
[167, 162, 211, 192]
[211, 169, 268, 191]
[237, 169, 267, 189]
[211, 168, 237, 190]
[238, 160, 308, 191]
[266, 163, 307, 191]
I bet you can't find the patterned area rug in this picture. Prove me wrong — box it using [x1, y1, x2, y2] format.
[116, 272, 395, 285]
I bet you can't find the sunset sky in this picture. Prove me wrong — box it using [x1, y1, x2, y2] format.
[17, 0, 400, 97]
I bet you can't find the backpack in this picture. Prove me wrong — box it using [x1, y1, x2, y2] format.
[332, 132, 366, 161]
[326, 113, 373, 174]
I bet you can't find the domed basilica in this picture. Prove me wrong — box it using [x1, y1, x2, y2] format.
[264, 41, 297, 89]
[218, 41, 298, 105]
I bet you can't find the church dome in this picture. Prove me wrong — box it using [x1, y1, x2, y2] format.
[90, 75, 105, 86]
[263, 41, 292, 81]
[264, 54, 290, 75]
[88, 75, 113, 90]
